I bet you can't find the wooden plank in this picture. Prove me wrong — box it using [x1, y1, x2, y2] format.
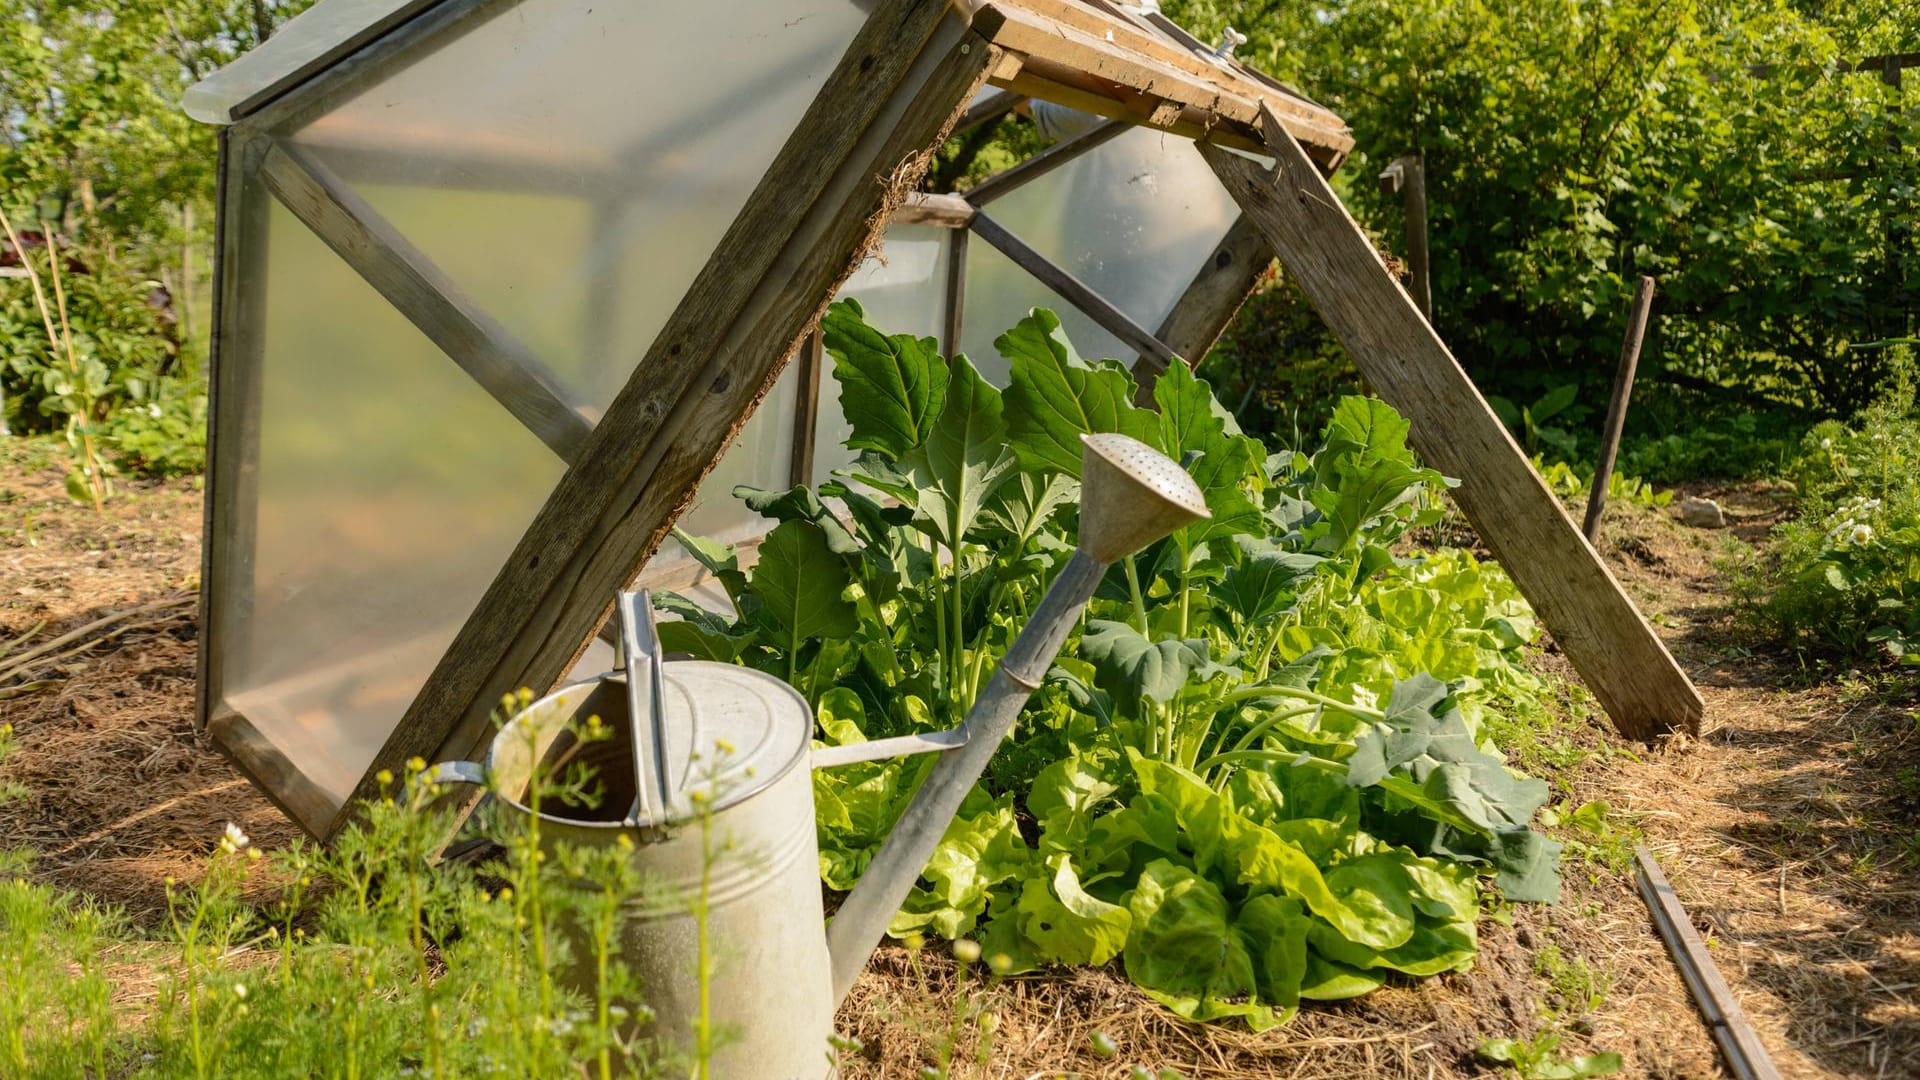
[1635, 849, 1782, 1080]
[258, 142, 597, 463]
[208, 708, 339, 839]
[962, 117, 1128, 205]
[971, 2, 1352, 162]
[1203, 106, 1702, 739]
[789, 330, 824, 489]
[1130, 212, 1272, 398]
[1378, 154, 1431, 319]
[891, 191, 977, 228]
[333, 2, 993, 836]
[997, 0, 1343, 142]
[199, 131, 269, 745]
[970, 209, 1178, 371]
[1584, 276, 1655, 542]
[944, 225, 969, 358]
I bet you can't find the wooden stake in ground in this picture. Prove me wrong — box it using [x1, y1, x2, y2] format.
[1377, 153, 1431, 319]
[1584, 276, 1656, 543]
[1202, 105, 1702, 739]
[1635, 848, 1782, 1080]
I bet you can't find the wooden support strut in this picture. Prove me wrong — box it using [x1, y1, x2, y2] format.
[969, 209, 1179, 372]
[1202, 106, 1702, 739]
[258, 142, 596, 463]
[333, 0, 997, 838]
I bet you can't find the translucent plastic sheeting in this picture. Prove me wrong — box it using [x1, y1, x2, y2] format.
[182, 0, 423, 123]
[641, 225, 950, 588]
[286, 0, 871, 415]
[217, 199, 565, 807]
[959, 125, 1242, 379]
[209, 1, 870, 812]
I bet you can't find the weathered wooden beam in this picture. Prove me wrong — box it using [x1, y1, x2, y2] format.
[1378, 154, 1431, 319]
[970, 209, 1178, 371]
[258, 142, 596, 463]
[1202, 105, 1702, 739]
[789, 330, 825, 489]
[944, 225, 969, 358]
[962, 117, 1127, 205]
[956, 87, 1024, 133]
[208, 708, 339, 838]
[335, 0, 996, 837]
[1130, 212, 1273, 398]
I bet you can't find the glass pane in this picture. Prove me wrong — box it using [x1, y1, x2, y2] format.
[287, 0, 872, 412]
[960, 125, 1242, 375]
[215, 200, 566, 808]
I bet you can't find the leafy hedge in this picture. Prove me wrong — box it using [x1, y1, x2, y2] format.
[662, 303, 1564, 1027]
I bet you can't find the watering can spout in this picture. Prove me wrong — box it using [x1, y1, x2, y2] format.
[825, 433, 1206, 1004]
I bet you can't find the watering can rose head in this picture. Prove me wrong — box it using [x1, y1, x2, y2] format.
[1076, 432, 1210, 563]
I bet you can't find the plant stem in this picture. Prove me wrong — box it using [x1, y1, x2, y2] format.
[1124, 556, 1148, 633]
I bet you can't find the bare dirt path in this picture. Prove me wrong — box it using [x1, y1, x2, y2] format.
[1583, 487, 1920, 1079]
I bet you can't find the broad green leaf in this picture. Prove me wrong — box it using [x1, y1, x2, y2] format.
[1234, 893, 1310, 1014]
[669, 527, 748, 609]
[1121, 860, 1274, 1029]
[1017, 855, 1132, 965]
[1219, 538, 1325, 623]
[903, 353, 1020, 551]
[979, 470, 1078, 545]
[748, 520, 858, 653]
[823, 298, 947, 459]
[1310, 397, 1450, 551]
[735, 484, 860, 555]
[1153, 360, 1264, 548]
[1081, 620, 1208, 706]
[1000, 308, 1157, 477]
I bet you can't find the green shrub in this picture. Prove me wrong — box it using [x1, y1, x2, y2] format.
[1739, 349, 1920, 663]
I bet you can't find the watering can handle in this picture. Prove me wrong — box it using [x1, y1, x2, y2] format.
[618, 590, 675, 826]
[424, 760, 487, 788]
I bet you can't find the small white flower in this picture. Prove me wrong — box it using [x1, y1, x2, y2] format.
[232, 982, 247, 1000]
[219, 822, 250, 854]
[1850, 523, 1874, 545]
[147, 402, 162, 418]
[1820, 437, 1834, 450]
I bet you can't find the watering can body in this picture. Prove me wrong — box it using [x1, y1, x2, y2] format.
[463, 665, 833, 1079]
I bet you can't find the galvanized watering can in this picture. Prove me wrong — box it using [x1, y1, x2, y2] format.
[432, 433, 1208, 1078]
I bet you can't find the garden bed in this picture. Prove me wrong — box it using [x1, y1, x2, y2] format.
[2, 436, 1915, 1077]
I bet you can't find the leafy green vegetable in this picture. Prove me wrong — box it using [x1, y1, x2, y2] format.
[668, 305, 1569, 1030]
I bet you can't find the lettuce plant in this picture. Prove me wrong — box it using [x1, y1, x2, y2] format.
[660, 301, 1563, 1028]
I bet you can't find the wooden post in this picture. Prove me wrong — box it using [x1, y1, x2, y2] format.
[1130, 213, 1273, 401]
[1636, 849, 1783, 1080]
[789, 330, 824, 489]
[944, 226, 968, 358]
[1584, 275, 1656, 543]
[1377, 153, 1430, 320]
[1203, 105, 1702, 740]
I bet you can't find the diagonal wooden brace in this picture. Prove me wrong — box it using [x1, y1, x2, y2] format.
[1201, 106, 1702, 740]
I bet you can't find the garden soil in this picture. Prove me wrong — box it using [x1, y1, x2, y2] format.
[1, 441, 1914, 1078]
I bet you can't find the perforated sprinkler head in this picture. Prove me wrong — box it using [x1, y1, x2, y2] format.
[1076, 433, 1210, 563]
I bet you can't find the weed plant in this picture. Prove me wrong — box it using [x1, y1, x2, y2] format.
[0, 696, 745, 1079]
[1735, 347, 1920, 665]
